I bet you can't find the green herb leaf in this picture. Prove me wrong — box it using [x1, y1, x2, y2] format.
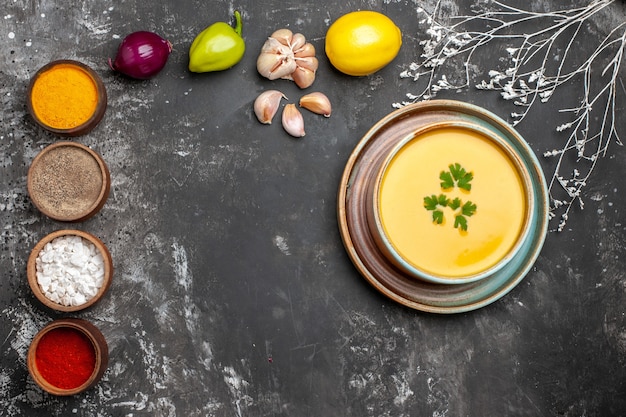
[462, 200, 477, 217]
[439, 170, 454, 189]
[449, 197, 461, 210]
[424, 194, 449, 225]
[424, 164, 477, 231]
[449, 163, 473, 191]
[454, 214, 468, 231]
[424, 195, 438, 210]
[457, 173, 473, 191]
[449, 163, 465, 181]
[424, 194, 449, 210]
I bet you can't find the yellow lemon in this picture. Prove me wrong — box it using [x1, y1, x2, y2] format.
[325, 11, 402, 76]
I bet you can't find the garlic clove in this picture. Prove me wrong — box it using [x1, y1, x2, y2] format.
[290, 33, 306, 51]
[271, 28, 293, 46]
[295, 56, 319, 72]
[257, 38, 297, 80]
[260, 36, 292, 55]
[299, 92, 331, 117]
[254, 90, 286, 124]
[294, 42, 316, 58]
[282, 104, 305, 137]
[257, 53, 297, 80]
[292, 66, 316, 89]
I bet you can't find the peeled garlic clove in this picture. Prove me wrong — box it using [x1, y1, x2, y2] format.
[254, 90, 286, 124]
[294, 42, 315, 58]
[292, 66, 316, 89]
[282, 104, 305, 137]
[299, 92, 331, 117]
[271, 28, 293, 46]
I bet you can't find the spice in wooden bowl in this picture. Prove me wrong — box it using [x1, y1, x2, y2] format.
[28, 318, 109, 396]
[27, 229, 113, 313]
[27, 141, 110, 222]
[27, 60, 107, 136]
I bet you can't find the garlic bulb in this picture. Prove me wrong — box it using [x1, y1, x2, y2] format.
[282, 104, 305, 137]
[257, 29, 318, 89]
[256, 37, 296, 80]
[299, 92, 331, 117]
[254, 90, 286, 124]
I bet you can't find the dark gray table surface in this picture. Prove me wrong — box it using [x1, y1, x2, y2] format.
[1, 0, 625, 415]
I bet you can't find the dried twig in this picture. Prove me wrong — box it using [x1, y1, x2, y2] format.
[395, 0, 625, 231]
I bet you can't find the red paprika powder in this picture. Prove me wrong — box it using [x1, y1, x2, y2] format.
[35, 327, 96, 389]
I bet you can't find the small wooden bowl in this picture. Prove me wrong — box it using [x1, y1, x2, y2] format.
[27, 318, 109, 396]
[27, 229, 113, 312]
[27, 60, 107, 136]
[27, 141, 111, 222]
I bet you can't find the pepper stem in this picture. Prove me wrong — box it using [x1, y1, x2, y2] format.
[233, 10, 243, 37]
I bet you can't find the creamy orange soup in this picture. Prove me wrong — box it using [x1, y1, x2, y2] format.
[378, 127, 527, 278]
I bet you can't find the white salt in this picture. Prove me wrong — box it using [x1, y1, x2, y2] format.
[35, 235, 105, 307]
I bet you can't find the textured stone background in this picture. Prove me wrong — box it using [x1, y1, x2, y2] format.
[0, 0, 625, 415]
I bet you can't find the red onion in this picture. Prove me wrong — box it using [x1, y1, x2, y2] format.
[109, 31, 172, 79]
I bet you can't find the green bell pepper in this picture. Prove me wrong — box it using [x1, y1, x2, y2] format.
[189, 11, 245, 73]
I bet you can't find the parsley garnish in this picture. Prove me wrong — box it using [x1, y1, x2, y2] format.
[439, 170, 455, 190]
[424, 163, 477, 231]
[423, 194, 448, 224]
[461, 200, 477, 216]
[440, 163, 473, 191]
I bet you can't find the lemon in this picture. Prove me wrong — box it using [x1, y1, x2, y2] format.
[325, 10, 402, 76]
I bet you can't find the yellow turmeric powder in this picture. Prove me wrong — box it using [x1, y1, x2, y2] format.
[30, 63, 98, 130]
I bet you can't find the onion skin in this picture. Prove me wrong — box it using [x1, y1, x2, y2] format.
[109, 31, 172, 79]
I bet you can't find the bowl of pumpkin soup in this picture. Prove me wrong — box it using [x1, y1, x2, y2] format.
[367, 122, 531, 284]
[337, 100, 549, 312]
